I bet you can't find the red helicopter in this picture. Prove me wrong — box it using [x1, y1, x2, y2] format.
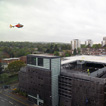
[10, 23, 23, 28]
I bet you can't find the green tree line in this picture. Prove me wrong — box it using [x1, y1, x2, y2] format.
[0, 41, 71, 58]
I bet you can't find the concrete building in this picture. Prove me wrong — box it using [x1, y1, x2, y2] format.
[103, 37, 106, 40]
[102, 40, 106, 47]
[19, 54, 60, 106]
[102, 37, 106, 46]
[71, 39, 81, 50]
[85, 39, 93, 47]
[19, 54, 106, 106]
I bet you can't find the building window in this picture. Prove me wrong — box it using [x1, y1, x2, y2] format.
[27, 56, 32, 64]
[27, 56, 36, 65]
[38, 58, 43, 66]
[32, 57, 36, 65]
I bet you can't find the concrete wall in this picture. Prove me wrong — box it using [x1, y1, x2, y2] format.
[51, 58, 61, 106]
[60, 73, 106, 106]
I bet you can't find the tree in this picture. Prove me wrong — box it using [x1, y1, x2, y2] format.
[65, 53, 70, 57]
[77, 48, 81, 54]
[92, 44, 101, 48]
[0, 73, 9, 84]
[81, 44, 86, 48]
[54, 45, 59, 51]
[7, 61, 25, 73]
[0, 62, 3, 74]
[0, 42, 72, 57]
[73, 49, 77, 55]
[64, 50, 71, 57]
[54, 51, 59, 56]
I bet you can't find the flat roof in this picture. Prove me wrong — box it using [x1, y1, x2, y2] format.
[27, 54, 60, 58]
[3, 58, 20, 61]
[61, 55, 106, 65]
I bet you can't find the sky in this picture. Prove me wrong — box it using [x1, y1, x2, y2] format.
[0, 0, 106, 43]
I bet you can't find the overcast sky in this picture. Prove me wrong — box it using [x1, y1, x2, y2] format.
[0, 0, 106, 43]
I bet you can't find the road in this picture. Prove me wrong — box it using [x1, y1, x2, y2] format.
[0, 93, 27, 106]
[0, 83, 33, 106]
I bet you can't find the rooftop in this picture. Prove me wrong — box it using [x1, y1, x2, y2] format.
[27, 54, 60, 58]
[3, 58, 20, 61]
[61, 55, 106, 78]
[62, 55, 106, 65]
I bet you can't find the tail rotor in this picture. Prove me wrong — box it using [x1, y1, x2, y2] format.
[10, 24, 14, 28]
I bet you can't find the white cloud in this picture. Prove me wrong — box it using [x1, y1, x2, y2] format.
[0, 0, 106, 43]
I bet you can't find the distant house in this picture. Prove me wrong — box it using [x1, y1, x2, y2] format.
[81, 48, 106, 55]
[2, 58, 20, 70]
